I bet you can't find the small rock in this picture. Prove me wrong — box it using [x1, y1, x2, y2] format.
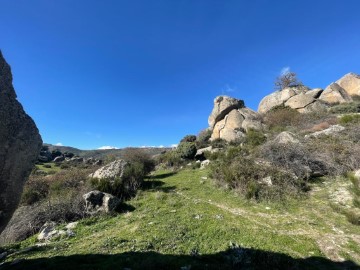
[170, 210, 177, 213]
[0, 252, 7, 260]
[66, 222, 78, 230]
[215, 214, 223, 219]
[201, 176, 208, 180]
[265, 207, 271, 210]
[200, 160, 210, 169]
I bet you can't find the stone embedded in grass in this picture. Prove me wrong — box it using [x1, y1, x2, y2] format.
[83, 190, 120, 214]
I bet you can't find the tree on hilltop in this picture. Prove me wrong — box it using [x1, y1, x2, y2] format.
[274, 71, 302, 91]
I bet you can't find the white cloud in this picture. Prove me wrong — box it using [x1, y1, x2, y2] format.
[55, 142, 63, 146]
[171, 144, 178, 148]
[280, 66, 290, 75]
[222, 84, 236, 94]
[140, 145, 166, 148]
[98, 146, 119, 150]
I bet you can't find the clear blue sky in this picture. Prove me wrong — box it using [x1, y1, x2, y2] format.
[1, 0, 359, 149]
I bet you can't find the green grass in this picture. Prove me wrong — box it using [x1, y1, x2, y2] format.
[36, 162, 62, 173]
[2, 169, 360, 269]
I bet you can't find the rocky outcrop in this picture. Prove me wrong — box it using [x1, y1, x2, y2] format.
[273, 132, 300, 144]
[305, 125, 345, 138]
[83, 190, 120, 214]
[319, 83, 353, 104]
[336, 72, 360, 96]
[0, 51, 42, 234]
[259, 86, 331, 114]
[208, 96, 262, 142]
[90, 159, 128, 180]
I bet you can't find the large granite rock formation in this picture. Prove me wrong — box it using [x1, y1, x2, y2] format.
[336, 73, 360, 96]
[319, 83, 353, 104]
[208, 96, 262, 142]
[0, 51, 42, 234]
[258, 85, 329, 114]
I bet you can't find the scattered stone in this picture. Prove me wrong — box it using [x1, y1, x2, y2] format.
[259, 176, 273, 186]
[201, 176, 208, 180]
[90, 159, 128, 180]
[53, 156, 65, 162]
[37, 222, 57, 241]
[194, 214, 202, 219]
[66, 221, 78, 230]
[354, 169, 360, 180]
[0, 51, 43, 234]
[170, 210, 177, 213]
[215, 214, 223, 219]
[305, 125, 345, 138]
[83, 190, 120, 214]
[200, 160, 210, 169]
[0, 252, 7, 260]
[273, 131, 300, 144]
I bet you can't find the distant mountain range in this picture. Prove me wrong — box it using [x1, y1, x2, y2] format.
[44, 143, 169, 160]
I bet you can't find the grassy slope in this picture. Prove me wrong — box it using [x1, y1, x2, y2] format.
[3, 169, 360, 269]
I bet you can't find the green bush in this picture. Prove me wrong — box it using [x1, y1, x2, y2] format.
[210, 138, 227, 148]
[122, 148, 155, 175]
[244, 129, 267, 147]
[264, 105, 302, 130]
[339, 114, 360, 124]
[330, 102, 360, 114]
[177, 142, 197, 160]
[156, 150, 183, 168]
[180, 134, 197, 143]
[21, 178, 49, 205]
[91, 163, 145, 200]
[209, 156, 303, 201]
[196, 129, 212, 148]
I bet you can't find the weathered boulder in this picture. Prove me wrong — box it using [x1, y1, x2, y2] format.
[0, 51, 42, 234]
[258, 86, 309, 114]
[90, 159, 128, 180]
[273, 132, 300, 144]
[305, 125, 345, 138]
[319, 83, 353, 104]
[83, 190, 120, 214]
[284, 93, 315, 110]
[208, 96, 263, 142]
[305, 88, 323, 99]
[336, 72, 360, 96]
[208, 96, 244, 128]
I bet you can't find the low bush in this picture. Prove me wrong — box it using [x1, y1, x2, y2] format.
[180, 134, 197, 143]
[195, 129, 212, 149]
[122, 148, 155, 175]
[330, 102, 360, 114]
[339, 114, 360, 125]
[210, 138, 227, 148]
[244, 129, 267, 148]
[209, 156, 303, 201]
[91, 163, 145, 200]
[263, 105, 302, 130]
[21, 177, 50, 205]
[155, 150, 183, 168]
[177, 142, 197, 160]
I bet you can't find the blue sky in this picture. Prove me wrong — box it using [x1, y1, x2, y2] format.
[1, 0, 359, 149]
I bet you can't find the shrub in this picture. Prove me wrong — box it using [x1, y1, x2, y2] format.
[210, 138, 227, 148]
[339, 114, 360, 125]
[122, 148, 155, 175]
[209, 156, 303, 201]
[177, 142, 197, 160]
[264, 105, 302, 130]
[156, 150, 183, 168]
[196, 129, 212, 148]
[330, 102, 360, 114]
[43, 164, 51, 169]
[180, 135, 197, 143]
[244, 129, 267, 147]
[91, 163, 144, 200]
[261, 140, 328, 180]
[21, 177, 49, 205]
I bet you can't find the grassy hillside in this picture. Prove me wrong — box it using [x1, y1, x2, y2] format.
[44, 144, 169, 160]
[2, 169, 359, 269]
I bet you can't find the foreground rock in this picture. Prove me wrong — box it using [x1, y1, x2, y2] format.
[83, 190, 120, 214]
[208, 96, 263, 142]
[90, 159, 128, 180]
[0, 51, 42, 234]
